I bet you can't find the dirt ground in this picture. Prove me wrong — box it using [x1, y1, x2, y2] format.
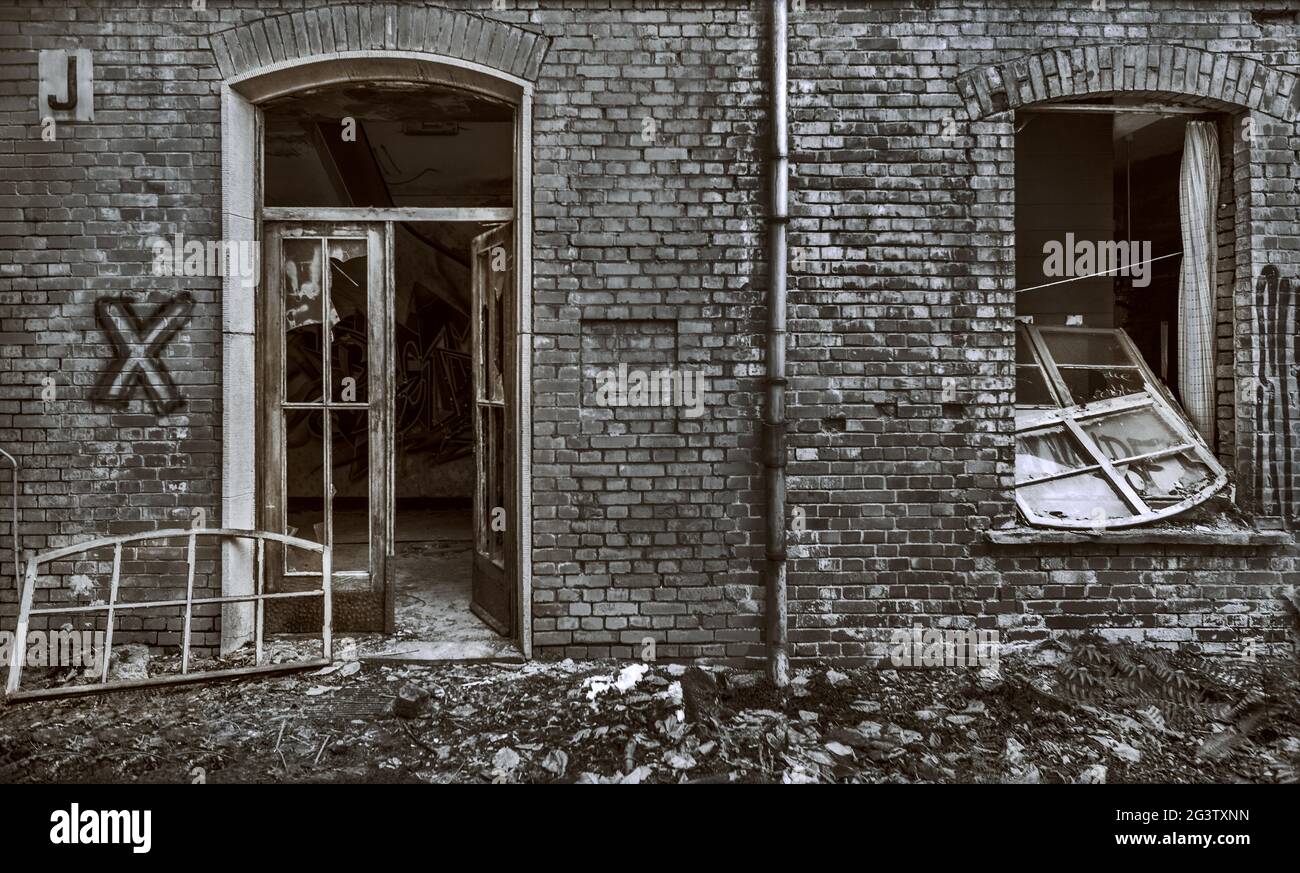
[1, 637, 1297, 784]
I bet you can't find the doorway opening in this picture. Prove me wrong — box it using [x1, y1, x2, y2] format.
[390, 221, 489, 646]
[257, 80, 521, 657]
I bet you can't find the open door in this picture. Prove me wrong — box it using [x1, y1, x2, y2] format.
[260, 222, 389, 633]
[470, 223, 516, 635]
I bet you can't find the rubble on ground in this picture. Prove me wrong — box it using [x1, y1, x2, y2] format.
[0, 636, 1297, 784]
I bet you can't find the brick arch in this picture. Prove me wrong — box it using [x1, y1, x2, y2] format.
[956, 44, 1299, 122]
[208, 3, 550, 86]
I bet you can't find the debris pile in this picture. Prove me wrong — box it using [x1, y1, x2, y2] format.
[0, 637, 1297, 783]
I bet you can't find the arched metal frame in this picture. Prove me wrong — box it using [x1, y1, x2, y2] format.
[5, 528, 332, 700]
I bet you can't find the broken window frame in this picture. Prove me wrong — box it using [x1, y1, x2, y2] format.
[265, 223, 386, 598]
[4, 528, 332, 701]
[1014, 322, 1228, 529]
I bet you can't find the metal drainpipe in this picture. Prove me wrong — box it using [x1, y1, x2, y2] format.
[0, 449, 17, 591]
[764, 0, 790, 688]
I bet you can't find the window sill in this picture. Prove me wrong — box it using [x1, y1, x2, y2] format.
[983, 524, 1293, 547]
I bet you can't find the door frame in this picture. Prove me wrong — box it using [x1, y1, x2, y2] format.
[469, 223, 517, 636]
[258, 221, 389, 626]
[219, 55, 533, 656]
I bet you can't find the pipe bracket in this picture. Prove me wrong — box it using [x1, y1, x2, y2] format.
[763, 421, 788, 469]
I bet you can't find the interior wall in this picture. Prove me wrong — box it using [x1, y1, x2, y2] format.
[280, 223, 479, 502]
[393, 222, 480, 501]
[1113, 123, 1184, 392]
[1015, 113, 1115, 325]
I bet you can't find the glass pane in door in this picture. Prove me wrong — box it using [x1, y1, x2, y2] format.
[331, 408, 370, 575]
[283, 238, 324, 403]
[489, 404, 504, 565]
[490, 257, 505, 402]
[285, 408, 325, 572]
[329, 238, 368, 404]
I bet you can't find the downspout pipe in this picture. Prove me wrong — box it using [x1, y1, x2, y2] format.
[764, 0, 790, 688]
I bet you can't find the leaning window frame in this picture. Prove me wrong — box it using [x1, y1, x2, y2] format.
[1014, 323, 1228, 529]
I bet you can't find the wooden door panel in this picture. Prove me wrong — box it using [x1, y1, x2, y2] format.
[470, 223, 514, 635]
[259, 223, 388, 634]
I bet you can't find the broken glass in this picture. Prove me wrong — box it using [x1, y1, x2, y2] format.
[1055, 366, 1144, 404]
[1082, 406, 1181, 463]
[328, 238, 368, 404]
[1037, 328, 1131, 366]
[1118, 453, 1214, 505]
[1018, 471, 1130, 522]
[1015, 426, 1089, 481]
[283, 237, 324, 403]
[1014, 323, 1226, 528]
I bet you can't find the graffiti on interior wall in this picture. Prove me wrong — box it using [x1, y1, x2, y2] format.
[1251, 265, 1297, 517]
[284, 287, 471, 484]
[395, 288, 472, 466]
[93, 292, 194, 415]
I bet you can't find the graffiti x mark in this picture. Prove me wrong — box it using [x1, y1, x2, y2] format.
[94, 292, 194, 415]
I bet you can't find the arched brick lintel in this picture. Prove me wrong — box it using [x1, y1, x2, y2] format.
[208, 3, 550, 85]
[956, 45, 1300, 122]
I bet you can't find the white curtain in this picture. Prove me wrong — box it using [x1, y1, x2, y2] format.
[1178, 120, 1219, 444]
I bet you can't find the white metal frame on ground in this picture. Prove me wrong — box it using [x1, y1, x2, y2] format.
[4, 528, 332, 701]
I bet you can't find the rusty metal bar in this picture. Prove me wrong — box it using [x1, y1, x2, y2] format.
[255, 536, 265, 667]
[99, 542, 121, 684]
[6, 562, 36, 695]
[24, 528, 327, 565]
[322, 545, 332, 661]
[28, 588, 325, 616]
[6, 660, 332, 703]
[181, 531, 197, 674]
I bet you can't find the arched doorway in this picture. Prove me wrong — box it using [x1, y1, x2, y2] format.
[215, 12, 544, 658]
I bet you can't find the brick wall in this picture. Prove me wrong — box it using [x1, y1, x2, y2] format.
[529, 0, 766, 661]
[1, 0, 1298, 664]
[0, 0, 225, 652]
[784, 1, 1300, 663]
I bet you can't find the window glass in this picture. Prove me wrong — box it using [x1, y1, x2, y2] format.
[331, 409, 370, 575]
[1118, 453, 1214, 504]
[285, 409, 324, 572]
[1019, 472, 1130, 522]
[1016, 365, 1056, 406]
[1038, 329, 1133, 366]
[283, 238, 323, 403]
[329, 239, 368, 404]
[1056, 366, 1144, 404]
[1082, 407, 1183, 462]
[1011, 325, 1228, 529]
[1015, 427, 1089, 482]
